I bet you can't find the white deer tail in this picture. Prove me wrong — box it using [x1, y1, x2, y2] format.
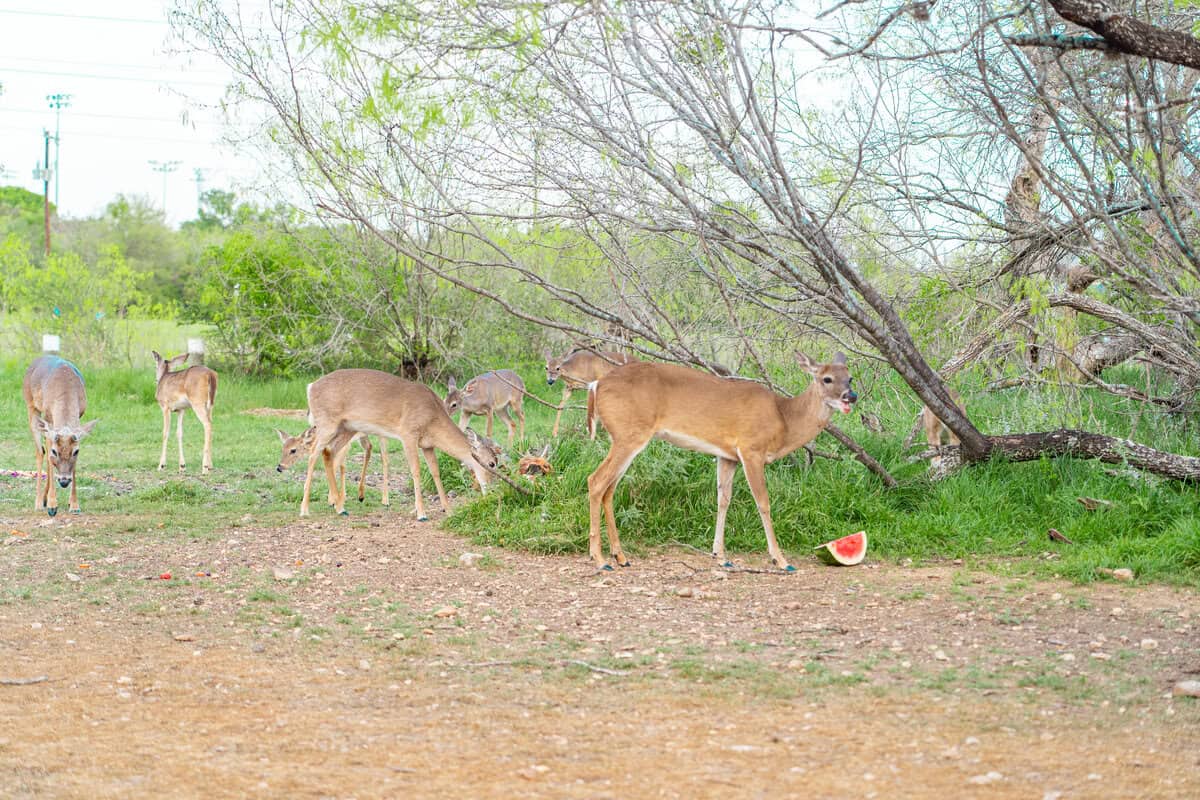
[586, 380, 600, 441]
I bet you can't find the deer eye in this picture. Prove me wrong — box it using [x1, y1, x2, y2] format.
[51, 449, 58, 458]
[290, 448, 298, 454]
[823, 376, 832, 384]
[72, 449, 79, 457]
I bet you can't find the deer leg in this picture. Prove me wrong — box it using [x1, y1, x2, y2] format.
[484, 410, 494, 438]
[586, 438, 647, 569]
[458, 412, 470, 431]
[401, 439, 427, 521]
[299, 428, 336, 517]
[323, 448, 345, 514]
[514, 397, 525, 441]
[600, 482, 630, 568]
[158, 405, 171, 470]
[199, 405, 214, 474]
[422, 448, 449, 512]
[176, 409, 186, 472]
[30, 418, 45, 511]
[68, 469, 80, 514]
[551, 386, 572, 437]
[740, 455, 790, 571]
[497, 406, 516, 444]
[379, 439, 390, 507]
[712, 457, 738, 566]
[356, 435, 372, 503]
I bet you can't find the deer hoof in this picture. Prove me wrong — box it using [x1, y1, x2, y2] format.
[783, 564, 796, 573]
[722, 561, 734, 568]
[70, 509, 82, 515]
[601, 564, 614, 571]
[618, 560, 631, 568]
[357, 497, 364, 503]
[417, 515, 428, 522]
[46, 507, 57, 517]
[338, 510, 349, 517]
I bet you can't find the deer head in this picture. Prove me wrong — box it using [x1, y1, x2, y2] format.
[152, 350, 189, 381]
[796, 351, 857, 414]
[275, 427, 316, 472]
[544, 351, 564, 386]
[35, 417, 99, 488]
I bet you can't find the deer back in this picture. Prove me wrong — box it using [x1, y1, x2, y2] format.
[23, 356, 87, 425]
[460, 369, 524, 414]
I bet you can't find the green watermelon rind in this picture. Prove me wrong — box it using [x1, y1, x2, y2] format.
[814, 531, 868, 566]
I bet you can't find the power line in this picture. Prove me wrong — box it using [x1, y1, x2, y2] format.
[0, 54, 227, 77]
[1, 106, 222, 126]
[0, 66, 228, 88]
[0, 9, 166, 25]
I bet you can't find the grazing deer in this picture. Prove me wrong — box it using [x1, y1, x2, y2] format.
[444, 369, 526, 444]
[299, 369, 499, 519]
[276, 428, 390, 507]
[585, 353, 856, 571]
[153, 351, 218, 473]
[22, 356, 99, 516]
[544, 348, 633, 436]
[922, 388, 965, 469]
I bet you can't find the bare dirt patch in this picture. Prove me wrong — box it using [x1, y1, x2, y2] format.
[2, 508, 1198, 798]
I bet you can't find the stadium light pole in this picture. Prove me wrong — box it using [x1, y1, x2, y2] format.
[148, 159, 182, 219]
[46, 93, 72, 208]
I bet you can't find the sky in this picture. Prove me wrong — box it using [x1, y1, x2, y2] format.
[0, 2, 258, 226]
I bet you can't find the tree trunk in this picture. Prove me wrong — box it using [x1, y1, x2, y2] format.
[985, 429, 1200, 481]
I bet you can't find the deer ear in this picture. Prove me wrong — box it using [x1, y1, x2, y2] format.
[447, 376, 457, 391]
[795, 351, 820, 375]
[539, 444, 550, 459]
[168, 353, 189, 369]
[275, 428, 289, 443]
[33, 416, 52, 435]
[832, 351, 847, 366]
[464, 427, 481, 447]
[151, 350, 163, 364]
[78, 419, 99, 438]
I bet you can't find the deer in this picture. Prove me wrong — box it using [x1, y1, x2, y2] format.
[299, 369, 500, 520]
[585, 353, 856, 571]
[544, 348, 633, 436]
[276, 428, 390, 507]
[153, 351, 218, 473]
[22, 356, 100, 516]
[444, 369, 526, 444]
[922, 388, 965, 469]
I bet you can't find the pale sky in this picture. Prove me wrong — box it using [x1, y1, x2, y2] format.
[0, 2, 258, 226]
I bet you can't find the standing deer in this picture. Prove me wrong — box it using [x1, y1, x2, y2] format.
[22, 356, 99, 516]
[299, 369, 499, 519]
[922, 388, 965, 469]
[444, 369, 526, 444]
[585, 353, 856, 571]
[544, 348, 633, 436]
[276, 428, 390, 507]
[153, 351, 218, 473]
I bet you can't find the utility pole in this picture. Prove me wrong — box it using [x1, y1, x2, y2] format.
[32, 130, 53, 256]
[148, 159, 182, 220]
[46, 93, 71, 207]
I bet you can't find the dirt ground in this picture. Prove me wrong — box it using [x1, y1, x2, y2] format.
[1, 505, 1198, 799]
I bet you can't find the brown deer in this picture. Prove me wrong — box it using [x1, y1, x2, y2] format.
[585, 353, 856, 571]
[22, 356, 99, 516]
[153, 351, 218, 473]
[299, 369, 499, 519]
[444, 369, 526, 443]
[276, 428, 390, 507]
[544, 348, 633, 436]
[922, 388, 965, 469]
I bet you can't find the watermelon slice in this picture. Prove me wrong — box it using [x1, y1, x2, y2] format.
[814, 531, 867, 566]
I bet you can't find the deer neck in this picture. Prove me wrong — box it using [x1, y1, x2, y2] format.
[429, 414, 476, 467]
[779, 381, 834, 451]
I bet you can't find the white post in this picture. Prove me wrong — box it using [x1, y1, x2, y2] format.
[187, 338, 205, 365]
[42, 334, 61, 354]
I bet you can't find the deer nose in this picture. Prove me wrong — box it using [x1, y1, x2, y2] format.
[58, 477, 72, 488]
[845, 390, 858, 403]
[546, 377, 556, 385]
[276, 465, 284, 473]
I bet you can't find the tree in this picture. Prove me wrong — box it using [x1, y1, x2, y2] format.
[172, 0, 1200, 479]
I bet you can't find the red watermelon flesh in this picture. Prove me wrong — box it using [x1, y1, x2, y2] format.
[815, 531, 867, 566]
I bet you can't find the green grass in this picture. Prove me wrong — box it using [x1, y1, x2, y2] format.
[2, 349, 1197, 586]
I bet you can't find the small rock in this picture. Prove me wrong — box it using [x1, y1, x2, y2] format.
[458, 552, 484, 567]
[1109, 607, 1125, 618]
[1111, 568, 1133, 581]
[676, 586, 695, 598]
[1172, 680, 1200, 698]
[964, 736, 980, 746]
[934, 649, 950, 661]
[1060, 653, 1076, 662]
[433, 606, 457, 618]
[173, 633, 195, 642]
[272, 566, 294, 581]
[65, 572, 81, 583]
[1090, 652, 1111, 661]
[358, 659, 371, 671]
[1140, 638, 1159, 650]
[251, 642, 267, 653]
[117, 675, 133, 685]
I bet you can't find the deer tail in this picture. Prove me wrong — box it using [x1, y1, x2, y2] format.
[207, 371, 218, 409]
[586, 380, 600, 441]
